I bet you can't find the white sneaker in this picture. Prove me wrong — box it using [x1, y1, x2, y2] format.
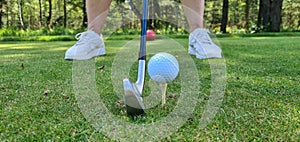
[188, 28, 222, 59]
[65, 30, 106, 60]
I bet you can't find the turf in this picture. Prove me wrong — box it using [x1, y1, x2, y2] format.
[0, 36, 299, 141]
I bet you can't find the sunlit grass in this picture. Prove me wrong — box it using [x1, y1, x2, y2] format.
[0, 36, 299, 141]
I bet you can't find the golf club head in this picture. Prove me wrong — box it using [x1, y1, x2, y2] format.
[123, 78, 145, 116]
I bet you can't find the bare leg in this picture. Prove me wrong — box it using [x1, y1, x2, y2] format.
[180, 0, 205, 32]
[64, 0, 111, 60]
[181, 0, 222, 59]
[87, 0, 112, 34]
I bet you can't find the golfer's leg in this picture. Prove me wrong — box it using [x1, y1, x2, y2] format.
[180, 0, 204, 32]
[87, 0, 112, 34]
[181, 0, 222, 59]
[64, 0, 112, 60]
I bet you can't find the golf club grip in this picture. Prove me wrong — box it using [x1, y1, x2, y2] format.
[138, 0, 148, 61]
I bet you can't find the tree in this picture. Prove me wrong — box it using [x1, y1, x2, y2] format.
[270, 0, 283, 32]
[258, 0, 283, 32]
[38, 0, 42, 27]
[152, 0, 161, 29]
[47, 0, 52, 29]
[17, 0, 25, 29]
[0, 0, 3, 28]
[63, 0, 67, 27]
[5, 0, 9, 27]
[0, 0, 296, 32]
[82, 0, 87, 27]
[128, 0, 142, 19]
[220, 0, 228, 33]
[257, 0, 263, 30]
[245, 0, 250, 31]
[262, 0, 271, 30]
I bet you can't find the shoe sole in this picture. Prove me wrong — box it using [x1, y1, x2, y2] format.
[188, 44, 222, 59]
[65, 47, 106, 60]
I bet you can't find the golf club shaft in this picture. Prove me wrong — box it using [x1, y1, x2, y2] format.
[136, 0, 148, 93]
[138, 0, 148, 61]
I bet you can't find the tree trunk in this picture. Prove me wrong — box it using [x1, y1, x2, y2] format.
[119, 4, 125, 31]
[82, 0, 87, 27]
[27, 2, 31, 29]
[39, 0, 42, 28]
[18, 0, 25, 29]
[211, 2, 217, 26]
[153, 0, 161, 30]
[5, 0, 8, 27]
[174, 1, 179, 32]
[257, 0, 263, 30]
[270, 0, 283, 32]
[259, 0, 283, 32]
[63, 0, 67, 28]
[128, 0, 144, 30]
[245, 0, 250, 31]
[220, 0, 228, 33]
[149, 0, 154, 28]
[262, 0, 271, 30]
[128, 0, 142, 19]
[153, 0, 161, 18]
[47, 0, 52, 29]
[0, 0, 3, 28]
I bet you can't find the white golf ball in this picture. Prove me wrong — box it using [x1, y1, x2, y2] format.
[147, 52, 179, 83]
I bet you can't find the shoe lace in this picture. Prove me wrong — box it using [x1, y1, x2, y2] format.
[195, 31, 212, 45]
[189, 31, 212, 57]
[74, 32, 89, 45]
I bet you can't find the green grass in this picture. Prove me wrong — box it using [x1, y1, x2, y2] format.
[0, 36, 300, 141]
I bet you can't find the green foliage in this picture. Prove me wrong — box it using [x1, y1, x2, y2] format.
[0, 27, 82, 37]
[1, 28, 300, 42]
[0, 0, 299, 33]
[282, 0, 300, 31]
[0, 35, 74, 41]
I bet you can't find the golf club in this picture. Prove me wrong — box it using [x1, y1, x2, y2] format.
[123, 0, 148, 116]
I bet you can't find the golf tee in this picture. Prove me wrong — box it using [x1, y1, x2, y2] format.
[161, 83, 168, 107]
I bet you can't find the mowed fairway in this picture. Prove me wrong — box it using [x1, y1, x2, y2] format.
[0, 36, 299, 141]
